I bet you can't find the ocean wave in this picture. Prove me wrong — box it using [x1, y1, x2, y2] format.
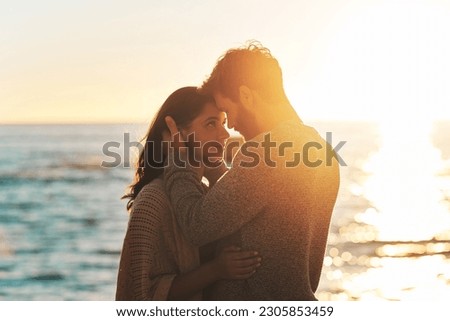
[0, 172, 92, 184]
[0, 168, 107, 185]
[56, 156, 107, 171]
[96, 249, 121, 256]
[27, 273, 65, 281]
[1, 201, 44, 211]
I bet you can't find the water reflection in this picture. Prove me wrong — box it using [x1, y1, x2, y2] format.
[362, 119, 450, 242]
[318, 120, 450, 300]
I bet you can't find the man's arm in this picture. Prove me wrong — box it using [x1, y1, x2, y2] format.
[163, 116, 271, 246]
[164, 149, 270, 246]
[203, 161, 228, 187]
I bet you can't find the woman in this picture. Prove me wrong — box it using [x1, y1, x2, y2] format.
[116, 87, 261, 300]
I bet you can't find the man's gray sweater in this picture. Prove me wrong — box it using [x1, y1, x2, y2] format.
[164, 119, 340, 300]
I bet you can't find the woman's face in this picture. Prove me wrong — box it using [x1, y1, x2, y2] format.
[181, 102, 230, 167]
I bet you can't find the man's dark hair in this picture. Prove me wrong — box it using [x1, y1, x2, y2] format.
[201, 40, 286, 104]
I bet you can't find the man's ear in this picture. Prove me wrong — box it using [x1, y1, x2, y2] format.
[238, 85, 253, 109]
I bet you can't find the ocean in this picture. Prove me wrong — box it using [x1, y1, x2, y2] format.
[1, 121, 449, 300]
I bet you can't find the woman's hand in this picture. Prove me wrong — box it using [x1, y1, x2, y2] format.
[212, 246, 262, 280]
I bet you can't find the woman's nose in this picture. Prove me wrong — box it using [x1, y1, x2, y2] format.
[220, 126, 230, 140]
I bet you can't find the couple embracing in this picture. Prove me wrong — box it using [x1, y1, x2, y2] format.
[116, 41, 340, 301]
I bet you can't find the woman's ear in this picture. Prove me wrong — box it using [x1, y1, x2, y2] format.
[239, 85, 253, 109]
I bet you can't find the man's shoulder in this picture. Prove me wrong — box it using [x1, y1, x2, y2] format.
[260, 120, 326, 151]
[229, 120, 332, 171]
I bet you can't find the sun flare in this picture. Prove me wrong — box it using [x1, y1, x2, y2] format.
[360, 119, 450, 241]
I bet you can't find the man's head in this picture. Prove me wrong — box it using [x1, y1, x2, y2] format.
[201, 41, 289, 139]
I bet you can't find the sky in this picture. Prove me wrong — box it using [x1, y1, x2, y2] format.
[1, 0, 450, 124]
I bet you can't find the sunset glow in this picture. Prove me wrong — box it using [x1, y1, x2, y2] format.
[2, 0, 450, 124]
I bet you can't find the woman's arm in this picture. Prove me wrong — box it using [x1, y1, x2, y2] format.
[168, 246, 261, 300]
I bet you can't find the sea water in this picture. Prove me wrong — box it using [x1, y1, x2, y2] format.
[0, 122, 449, 300]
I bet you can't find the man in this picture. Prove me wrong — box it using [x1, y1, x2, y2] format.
[164, 42, 340, 300]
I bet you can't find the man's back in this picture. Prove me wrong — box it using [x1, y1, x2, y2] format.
[206, 120, 340, 300]
[165, 119, 340, 300]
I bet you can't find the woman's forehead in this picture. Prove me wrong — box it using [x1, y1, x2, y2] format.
[199, 102, 225, 119]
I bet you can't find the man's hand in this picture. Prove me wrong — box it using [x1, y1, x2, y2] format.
[163, 116, 185, 149]
[163, 116, 203, 178]
[163, 116, 188, 168]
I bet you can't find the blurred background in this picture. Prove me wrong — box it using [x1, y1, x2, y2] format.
[1, 0, 450, 300]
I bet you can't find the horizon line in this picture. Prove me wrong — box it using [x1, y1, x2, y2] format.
[2, 119, 450, 126]
[0, 118, 433, 126]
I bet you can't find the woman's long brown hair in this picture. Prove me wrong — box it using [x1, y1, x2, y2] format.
[122, 86, 214, 211]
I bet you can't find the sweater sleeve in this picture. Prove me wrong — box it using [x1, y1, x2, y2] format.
[116, 185, 177, 301]
[164, 146, 271, 246]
